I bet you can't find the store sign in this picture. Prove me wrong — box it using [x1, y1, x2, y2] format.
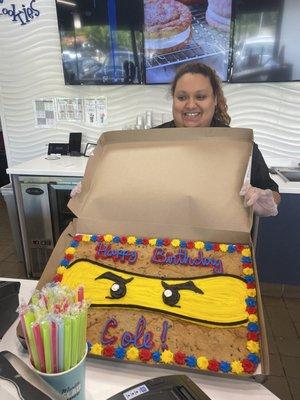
[0, 0, 40, 26]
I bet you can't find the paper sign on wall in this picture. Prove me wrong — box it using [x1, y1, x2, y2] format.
[33, 99, 56, 128]
[56, 98, 83, 122]
[84, 97, 107, 127]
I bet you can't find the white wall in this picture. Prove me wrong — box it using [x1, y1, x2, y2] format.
[0, 0, 300, 167]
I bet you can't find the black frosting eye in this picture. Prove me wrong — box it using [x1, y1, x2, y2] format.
[161, 280, 203, 307]
[96, 271, 133, 300]
[163, 288, 180, 307]
[109, 282, 126, 299]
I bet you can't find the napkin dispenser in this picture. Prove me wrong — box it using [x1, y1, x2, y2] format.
[107, 375, 212, 400]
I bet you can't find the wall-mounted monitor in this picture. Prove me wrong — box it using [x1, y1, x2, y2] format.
[230, 0, 300, 83]
[55, 0, 144, 85]
[55, 0, 300, 85]
[144, 0, 233, 84]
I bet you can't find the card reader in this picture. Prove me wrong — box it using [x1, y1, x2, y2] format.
[107, 375, 212, 400]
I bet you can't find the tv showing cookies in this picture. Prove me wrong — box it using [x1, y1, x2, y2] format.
[144, 0, 233, 83]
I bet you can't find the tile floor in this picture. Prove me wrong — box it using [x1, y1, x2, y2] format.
[0, 193, 300, 399]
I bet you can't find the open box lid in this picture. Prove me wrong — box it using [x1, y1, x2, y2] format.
[68, 127, 253, 244]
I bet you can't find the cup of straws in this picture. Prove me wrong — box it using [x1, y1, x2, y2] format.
[18, 283, 89, 400]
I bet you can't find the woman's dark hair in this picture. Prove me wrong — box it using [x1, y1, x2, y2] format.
[171, 62, 231, 126]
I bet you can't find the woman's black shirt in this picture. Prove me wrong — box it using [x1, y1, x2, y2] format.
[154, 119, 279, 193]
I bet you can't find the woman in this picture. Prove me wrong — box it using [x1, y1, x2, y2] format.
[155, 62, 280, 217]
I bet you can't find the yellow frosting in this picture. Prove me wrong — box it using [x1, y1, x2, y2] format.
[231, 360, 244, 374]
[65, 247, 76, 255]
[197, 356, 209, 370]
[194, 241, 205, 250]
[171, 239, 180, 247]
[243, 267, 254, 276]
[247, 340, 260, 353]
[247, 289, 256, 297]
[57, 266, 66, 275]
[161, 350, 174, 364]
[242, 248, 251, 257]
[126, 347, 139, 360]
[127, 236, 136, 244]
[82, 234, 91, 242]
[248, 314, 258, 322]
[149, 238, 157, 246]
[60, 260, 248, 327]
[219, 244, 229, 252]
[90, 343, 103, 355]
[104, 234, 113, 242]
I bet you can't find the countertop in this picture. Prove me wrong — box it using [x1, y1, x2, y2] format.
[270, 173, 300, 194]
[6, 156, 300, 194]
[6, 155, 88, 177]
[0, 278, 281, 400]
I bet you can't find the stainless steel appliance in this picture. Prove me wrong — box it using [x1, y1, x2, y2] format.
[12, 175, 81, 278]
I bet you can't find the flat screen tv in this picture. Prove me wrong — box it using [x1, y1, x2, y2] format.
[144, 0, 233, 84]
[55, 0, 144, 85]
[230, 0, 300, 82]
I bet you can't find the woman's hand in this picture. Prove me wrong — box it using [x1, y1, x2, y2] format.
[70, 181, 82, 198]
[240, 184, 279, 217]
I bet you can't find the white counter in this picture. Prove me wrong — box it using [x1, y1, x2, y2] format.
[270, 173, 300, 194]
[0, 278, 281, 400]
[6, 155, 300, 194]
[7, 155, 88, 177]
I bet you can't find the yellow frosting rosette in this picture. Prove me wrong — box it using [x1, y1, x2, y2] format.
[104, 234, 113, 243]
[231, 360, 244, 374]
[242, 248, 251, 257]
[247, 289, 257, 298]
[249, 314, 258, 323]
[127, 236, 136, 245]
[57, 266, 66, 275]
[149, 238, 157, 246]
[65, 247, 76, 255]
[194, 241, 205, 250]
[171, 239, 180, 248]
[161, 350, 174, 364]
[243, 267, 254, 276]
[126, 347, 139, 360]
[90, 343, 103, 356]
[197, 356, 209, 370]
[247, 340, 260, 354]
[219, 244, 229, 252]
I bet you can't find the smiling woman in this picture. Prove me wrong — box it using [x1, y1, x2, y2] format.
[172, 72, 217, 127]
[161, 62, 230, 128]
[155, 61, 281, 216]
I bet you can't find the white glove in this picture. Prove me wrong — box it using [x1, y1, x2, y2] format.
[70, 181, 82, 198]
[240, 183, 278, 217]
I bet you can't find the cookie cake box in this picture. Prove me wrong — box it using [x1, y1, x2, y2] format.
[18, 127, 270, 381]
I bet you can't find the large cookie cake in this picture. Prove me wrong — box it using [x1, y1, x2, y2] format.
[53, 232, 260, 376]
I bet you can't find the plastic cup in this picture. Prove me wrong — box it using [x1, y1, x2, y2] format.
[33, 346, 87, 400]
